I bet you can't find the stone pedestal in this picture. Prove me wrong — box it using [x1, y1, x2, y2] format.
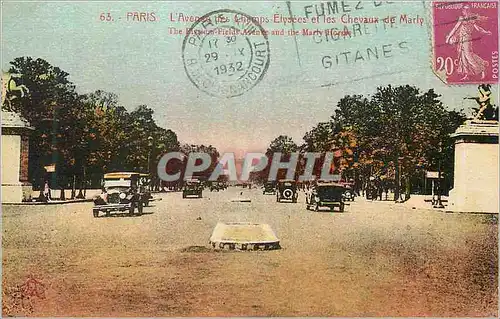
[447, 120, 499, 213]
[1, 111, 34, 203]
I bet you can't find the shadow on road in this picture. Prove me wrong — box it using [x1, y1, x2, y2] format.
[96, 212, 155, 218]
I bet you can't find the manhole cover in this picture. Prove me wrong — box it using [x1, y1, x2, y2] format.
[209, 222, 280, 251]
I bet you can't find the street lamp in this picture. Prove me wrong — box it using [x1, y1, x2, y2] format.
[37, 111, 59, 202]
[395, 156, 404, 203]
[434, 141, 445, 209]
[147, 136, 154, 191]
[76, 134, 88, 199]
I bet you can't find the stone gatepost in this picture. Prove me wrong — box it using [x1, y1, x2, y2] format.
[447, 120, 499, 213]
[1, 111, 34, 203]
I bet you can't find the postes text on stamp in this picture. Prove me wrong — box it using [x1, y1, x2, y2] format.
[182, 9, 270, 98]
[432, 1, 498, 84]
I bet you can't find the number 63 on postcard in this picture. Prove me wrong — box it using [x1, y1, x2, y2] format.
[432, 1, 498, 84]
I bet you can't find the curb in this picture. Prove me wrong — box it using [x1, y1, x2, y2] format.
[444, 210, 499, 214]
[2, 199, 92, 206]
[209, 241, 281, 251]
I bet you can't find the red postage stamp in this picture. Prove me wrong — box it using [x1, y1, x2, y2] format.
[432, 2, 499, 84]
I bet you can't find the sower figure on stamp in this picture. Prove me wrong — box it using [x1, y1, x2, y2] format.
[445, 5, 492, 81]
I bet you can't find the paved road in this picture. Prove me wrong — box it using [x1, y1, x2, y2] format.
[2, 187, 498, 317]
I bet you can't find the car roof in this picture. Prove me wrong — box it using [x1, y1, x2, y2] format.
[316, 182, 345, 187]
[104, 172, 141, 179]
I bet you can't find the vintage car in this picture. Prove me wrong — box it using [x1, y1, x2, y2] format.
[182, 179, 203, 198]
[276, 179, 298, 203]
[92, 172, 149, 217]
[210, 182, 227, 192]
[262, 182, 276, 195]
[306, 182, 346, 212]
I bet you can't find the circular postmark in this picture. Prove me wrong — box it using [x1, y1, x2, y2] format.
[182, 9, 270, 98]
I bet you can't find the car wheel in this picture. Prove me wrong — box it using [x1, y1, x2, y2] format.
[283, 189, 293, 200]
[93, 210, 99, 218]
[340, 203, 345, 212]
[105, 211, 110, 217]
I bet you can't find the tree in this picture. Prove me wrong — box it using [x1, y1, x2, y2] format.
[179, 144, 220, 183]
[4, 57, 182, 198]
[261, 135, 299, 181]
[6, 57, 80, 198]
[266, 135, 299, 156]
[301, 121, 358, 183]
[333, 85, 465, 201]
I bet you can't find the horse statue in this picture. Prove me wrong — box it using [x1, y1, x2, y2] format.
[464, 84, 497, 121]
[1, 70, 30, 109]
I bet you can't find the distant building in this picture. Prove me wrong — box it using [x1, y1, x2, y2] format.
[1, 111, 34, 202]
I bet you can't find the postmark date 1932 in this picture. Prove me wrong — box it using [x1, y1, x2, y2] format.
[182, 9, 270, 98]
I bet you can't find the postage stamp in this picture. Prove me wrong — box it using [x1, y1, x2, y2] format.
[432, 1, 499, 84]
[182, 9, 271, 98]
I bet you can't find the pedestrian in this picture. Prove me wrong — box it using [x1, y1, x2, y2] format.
[44, 181, 51, 201]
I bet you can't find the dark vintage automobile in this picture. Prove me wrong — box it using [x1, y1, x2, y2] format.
[210, 182, 227, 192]
[93, 172, 150, 217]
[276, 179, 298, 203]
[262, 182, 276, 195]
[182, 179, 203, 198]
[306, 182, 346, 212]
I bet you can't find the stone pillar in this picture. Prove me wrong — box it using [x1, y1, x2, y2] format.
[1, 111, 34, 203]
[20, 135, 30, 182]
[447, 120, 499, 213]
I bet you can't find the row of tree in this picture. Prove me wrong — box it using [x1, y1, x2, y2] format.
[255, 85, 467, 201]
[3, 57, 470, 201]
[3, 57, 219, 198]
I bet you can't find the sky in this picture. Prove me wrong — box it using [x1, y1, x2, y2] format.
[2, 0, 498, 157]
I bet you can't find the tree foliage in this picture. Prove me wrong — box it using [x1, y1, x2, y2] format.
[2, 57, 190, 195]
[263, 85, 466, 201]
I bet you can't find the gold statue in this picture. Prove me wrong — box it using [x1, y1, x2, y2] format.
[1, 71, 30, 110]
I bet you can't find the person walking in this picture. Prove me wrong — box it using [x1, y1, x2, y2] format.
[43, 181, 51, 201]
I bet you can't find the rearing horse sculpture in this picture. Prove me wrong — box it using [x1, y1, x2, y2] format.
[464, 84, 496, 121]
[1, 71, 30, 109]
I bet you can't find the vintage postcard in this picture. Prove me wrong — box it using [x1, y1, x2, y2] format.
[1, 0, 499, 317]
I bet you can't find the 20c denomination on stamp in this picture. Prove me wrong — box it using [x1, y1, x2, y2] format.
[432, 1, 498, 84]
[182, 9, 270, 98]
